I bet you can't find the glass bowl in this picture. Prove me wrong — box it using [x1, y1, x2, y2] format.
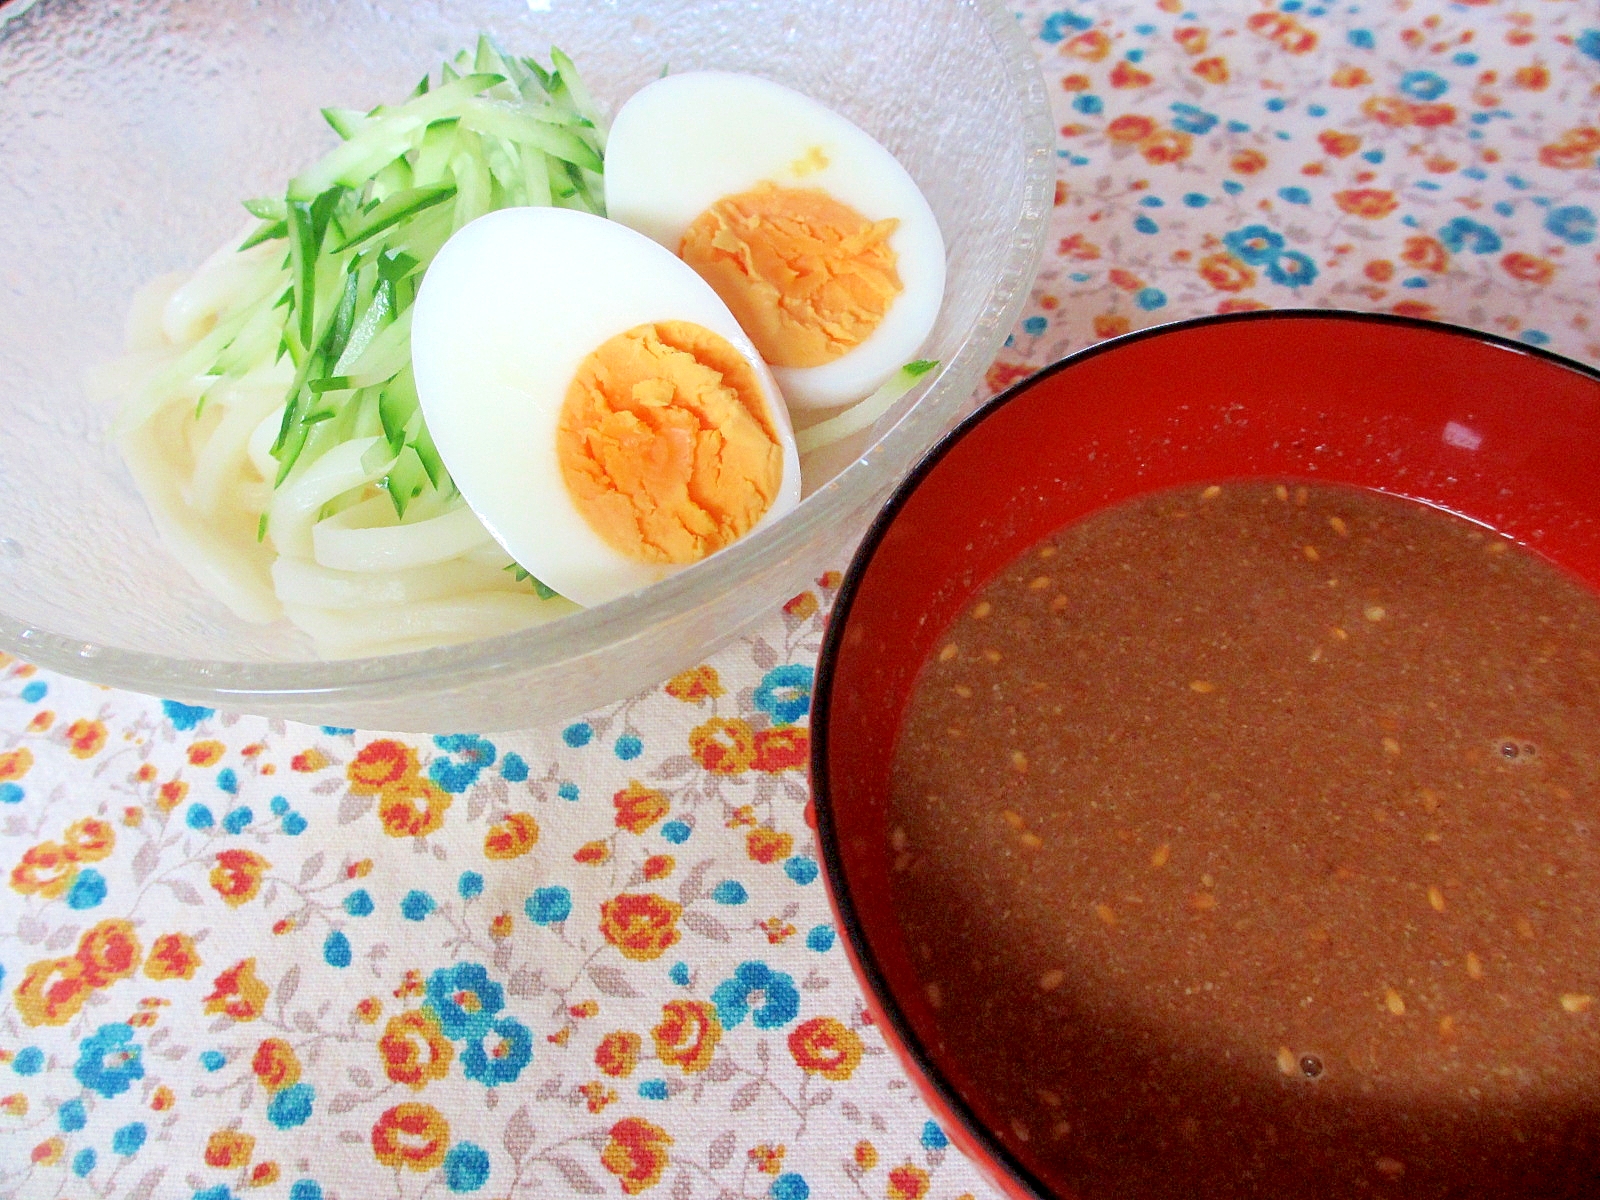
[0, 0, 1052, 731]
[812, 313, 1600, 1200]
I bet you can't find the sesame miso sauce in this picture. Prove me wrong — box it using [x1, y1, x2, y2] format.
[888, 481, 1600, 1200]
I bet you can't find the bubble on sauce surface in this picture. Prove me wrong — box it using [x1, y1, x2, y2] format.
[1496, 738, 1540, 763]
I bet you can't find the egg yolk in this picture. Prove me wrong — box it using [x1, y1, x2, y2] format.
[678, 182, 902, 369]
[558, 321, 783, 565]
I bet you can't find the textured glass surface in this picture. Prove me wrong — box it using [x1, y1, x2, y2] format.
[0, 0, 1052, 730]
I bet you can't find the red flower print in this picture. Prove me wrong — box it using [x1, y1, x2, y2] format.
[14, 956, 93, 1027]
[788, 1016, 865, 1081]
[145, 932, 201, 980]
[599, 894, 683, 962]
[601, 1117, 673, 1195]
[484, 811, 540, 859]
[664, 665, 724, 702]
[689, 718, 757, 775]
[747, 827, 795, 864]
[251, 1038, 301, 1091]
[209, 849, 270, 907]
[595, 1030, 641, 1078]
[652, 1000, 721, 1073]
[1501, 252, 1555, 285]
[204, 958, 269, 1021]
[1198, 253, 1256, 293]
[613, 782, 670, 834]
[1106, 114, 1155, 143]
[378, 1010, 453, 1091]
[1400, 235, 1449, 273]
[75, 919, 142, 986]
[1539, 127, 1600, 170]
[1334, 189, 1398, 219]
[753, 726, 808, 774]
[370, 1103, 450, 1171]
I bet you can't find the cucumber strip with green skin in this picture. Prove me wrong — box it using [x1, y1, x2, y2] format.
[370, 155, 416, 202]
[378, 365, 420, 453]
[322, 107, 367, 139]
[411, 418, 448, 490]
[239, 219, 287, 250]
[411, 117, 461, 186]
[330, 182, 457, 253]
[243, 196, 286, 220]
[550, 47, 606, 150]
[381, 445, 432, 519]
[333, 279, 394, 376]
[286, 200, 320, 349]
[287, 73, 505, 199]
[449, 133, 494, 231]
[455, 99, 602, 171]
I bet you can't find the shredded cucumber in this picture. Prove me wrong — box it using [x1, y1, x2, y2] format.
[794, 360, 940, 455]
[190, 40, 605, 535]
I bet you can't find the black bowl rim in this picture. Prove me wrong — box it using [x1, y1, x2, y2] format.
[808, 308, 1600, 1200]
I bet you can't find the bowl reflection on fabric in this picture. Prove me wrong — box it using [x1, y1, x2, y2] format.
[811, 312, 1600, 1200]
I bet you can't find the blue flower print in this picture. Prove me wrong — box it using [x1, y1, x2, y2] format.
[1169, 102, 1218, 135]
[459, 871, 484, 899]
[771, 1173, 809, 1200]
[1398, 70, 1448, 100]
[75, 1023, 144, 1098]
[444, 1141, 491, 1192]
[922, 1120, 950, 1150]
[58, 1098, 87, 1131]
[1545, 205, 1596, 246]
[216, 768, 239, 795]
[0, 783, 21, 804]
[267, 1082, 315, 1129]
[113, 1122, 148, 1155]
[784, 857, 820, 886]
[13, 1046, 44, 1075]
[221, 805, 251, 833]
[72, 1147, 96, 1177]
[424, 963, 504, 1039]
[1438, 217, 1502, 255]
[806, 925, 835, 952]
[462, 1017, 533, 1087]
[430, 734, 497, 793]
[401, 890, 436, 921]
[186, 804, 214, 830]
[711, 961, 801, 1030]
[343, 889, 374, 917]
[712, 880, 749, 905]
[754, 664, 814, 726]
[1040, 10, 1092, 43]
[1579, 29, 1600, 63]
[1222, 225, 1286, 265]
[500, 753, 528, 782]
[161, 699, 214, 730]
[1265, 251, 1318, 288]
[323, 931, 351, 968]
[638, 1078, 669, 1099]
[289, 1183, 324, 1200]
[20, 680, 46, 703]
[65, 868, 107, 909]
[525, 886, 572, 925]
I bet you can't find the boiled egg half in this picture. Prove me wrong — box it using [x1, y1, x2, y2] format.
[410, 206, 801, 608]
[604, 71, 946, 410]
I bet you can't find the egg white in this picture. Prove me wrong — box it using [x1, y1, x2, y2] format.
[410, 206, 802, 609]
[603, 71, 946, 410]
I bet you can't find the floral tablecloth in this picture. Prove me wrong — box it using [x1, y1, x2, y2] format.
[3, 3, 1597, 1198]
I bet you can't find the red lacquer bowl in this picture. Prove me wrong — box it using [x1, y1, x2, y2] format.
[809, 312, 1600, 1200]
